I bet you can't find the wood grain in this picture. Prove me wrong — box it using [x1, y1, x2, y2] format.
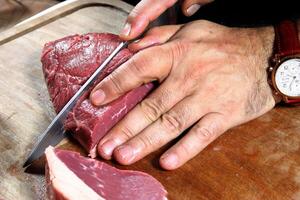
[0, 0, 300, 199]
[0, 0, 58, 32]
[0, 0, 131, 45]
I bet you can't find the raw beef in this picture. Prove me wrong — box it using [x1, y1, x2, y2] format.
[41, 33, 153, 157]
[45, 146, 168, 200]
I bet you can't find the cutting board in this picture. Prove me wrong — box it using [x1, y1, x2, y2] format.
[0, 0, 57, 32]
[0, 0, 300, 199]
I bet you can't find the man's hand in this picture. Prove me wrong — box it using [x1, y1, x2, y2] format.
[120, 0, 214, 40]
[90, 20, 275, 170]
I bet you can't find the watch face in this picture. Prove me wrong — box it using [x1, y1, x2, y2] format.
[275, 58, 300, 97]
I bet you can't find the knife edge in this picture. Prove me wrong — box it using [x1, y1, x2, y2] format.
[23, 41, 128, 168]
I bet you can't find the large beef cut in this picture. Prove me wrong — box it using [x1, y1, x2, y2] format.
[45, 146, 167, 200]
[41, 33, 153, 157]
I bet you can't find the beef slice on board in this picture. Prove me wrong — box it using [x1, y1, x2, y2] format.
[45, 146, 168, 200]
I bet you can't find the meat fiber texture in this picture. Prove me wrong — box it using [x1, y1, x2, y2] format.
[41, 33, 153, 157]
[45, 146, 168, 200]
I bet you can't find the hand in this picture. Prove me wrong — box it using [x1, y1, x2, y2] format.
[120, 0, 214, 40]
[90, 20, 276, 170]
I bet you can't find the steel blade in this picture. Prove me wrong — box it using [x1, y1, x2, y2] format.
[23, 41, 128, 168]
[23, 124, 66, 168]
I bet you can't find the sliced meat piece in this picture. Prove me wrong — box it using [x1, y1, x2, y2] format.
[45, 146, 168, 200]
[41, 33, 153, 157]
[64, 84, 153, 157]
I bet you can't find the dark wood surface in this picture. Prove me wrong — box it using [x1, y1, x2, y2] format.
[0, 1, 299, 200]
[61, 105, 300, 200]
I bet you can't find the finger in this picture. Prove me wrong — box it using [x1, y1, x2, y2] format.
[90, 45, 172, 106]
[160, 112, 226, 170]
[120, 0, 178, 40]
[97, 76, 187, 160]
[112, 95, 208, 165]
[181, 0, 214, 16]
[129, 25, 182, 52]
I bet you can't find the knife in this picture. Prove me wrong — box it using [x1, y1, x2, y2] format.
[23, 41, 128, 168]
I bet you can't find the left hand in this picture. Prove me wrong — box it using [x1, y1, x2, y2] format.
[90, 20, 276, 170]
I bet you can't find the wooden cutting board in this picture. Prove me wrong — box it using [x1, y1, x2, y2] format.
[0, 0, 57, 32]
[0, 0, 300, 199]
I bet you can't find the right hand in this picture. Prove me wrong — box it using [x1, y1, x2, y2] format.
[91, 21, 275, 170]
[120, 0, 214, 40]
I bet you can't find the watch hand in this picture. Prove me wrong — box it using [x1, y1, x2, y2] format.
[289, 77, 296, 91]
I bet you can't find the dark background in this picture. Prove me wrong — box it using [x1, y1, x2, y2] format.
[123, 0, 300, 27]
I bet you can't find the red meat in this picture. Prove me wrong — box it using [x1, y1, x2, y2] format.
[45, 146, 168, 200]
[41, 33, 153, 157]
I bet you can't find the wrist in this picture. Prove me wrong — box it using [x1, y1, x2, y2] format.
[256, 26, 275, 68]
[260, 26, 280, 104]
[267, 20, 300, 105]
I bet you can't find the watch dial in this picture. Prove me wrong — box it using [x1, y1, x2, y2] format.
[275, 58, 300, 97]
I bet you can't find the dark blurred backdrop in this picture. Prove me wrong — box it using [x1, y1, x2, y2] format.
[123, 0, 300, 27]
[1, 0, 299, 33]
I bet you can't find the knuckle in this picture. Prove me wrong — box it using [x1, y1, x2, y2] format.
[139, 98, 163, 122]
[107, 71, 124, 95]
[160, 112, 183, 132]
[136, 135, 155, 149]
[132, 46, 168, 81]
[169, 40, 190, 61]
[179, 142, 193, 156]
[120, 126, 135, 140]
[194, 126, 216, 143]
[128, 55, 149, 76]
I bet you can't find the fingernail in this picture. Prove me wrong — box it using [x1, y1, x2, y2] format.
[117, 145, 135, 163]
[101, 140, 117, 157]
[186, 4, 201, 16]
[91, 89, 105, 105]
[121, 23, 131, 37]
[161, 153, 178, 168]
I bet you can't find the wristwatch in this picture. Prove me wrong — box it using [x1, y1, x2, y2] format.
[268, 20, 300, 104]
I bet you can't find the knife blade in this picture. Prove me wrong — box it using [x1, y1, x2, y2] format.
[23, 41, 128, 168]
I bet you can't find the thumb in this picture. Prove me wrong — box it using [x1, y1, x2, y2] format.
[90, 45, 172, 106]
[182, 0, 214, 16]
[120, 0, 178, 40]
[128, 25, 182, 52]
